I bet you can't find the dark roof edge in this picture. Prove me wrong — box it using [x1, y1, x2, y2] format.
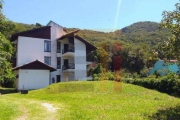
[13, 60, 56, 72]
[75, 35, 97, 50]
[11, 26, 51, 41]
[58, 30, 80, 40]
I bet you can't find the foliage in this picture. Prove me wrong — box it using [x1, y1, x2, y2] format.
[0, 0, 2, 10]
[75, 21, 171, 48]
[123, 73, 180, 97]
[92, 71, 120, 81]
[87, 63, 102, 76]
[113, 21, 171, 47]
[0, 32, 15, 86]
[139, 68, 149, 78]
[160, 2, 180, 60]
[0, 2, 15, 86]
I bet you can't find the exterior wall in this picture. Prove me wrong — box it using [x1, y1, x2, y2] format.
[48, 22, 67, 83]
[149, 60, 179, 76]
[62, 72, 75, 82]
[17, 69, 50, 90]
[17, 36, 51, 66]
[74, 38, 87, 80]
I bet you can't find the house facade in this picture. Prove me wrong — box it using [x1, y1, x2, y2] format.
[11, 21, 96, 90]
[148, 60, 179, 76]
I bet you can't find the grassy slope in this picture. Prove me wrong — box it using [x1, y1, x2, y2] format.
[1, 81, 180, 120]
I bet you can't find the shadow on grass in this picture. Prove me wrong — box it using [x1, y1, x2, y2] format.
[0, 88, 18, 95]
[148, 105, 180, 120]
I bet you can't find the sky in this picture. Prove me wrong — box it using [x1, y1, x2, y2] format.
[2, 0, 180, 32]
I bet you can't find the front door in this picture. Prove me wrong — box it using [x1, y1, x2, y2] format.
[64, 44, 69, 53]
[56, 75, 61, 83]
[64, 59, 68, 69]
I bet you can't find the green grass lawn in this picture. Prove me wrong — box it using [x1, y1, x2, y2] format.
[1, 81, 180, 120]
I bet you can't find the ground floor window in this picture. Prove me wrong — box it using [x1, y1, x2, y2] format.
[56, 75, 61, 83]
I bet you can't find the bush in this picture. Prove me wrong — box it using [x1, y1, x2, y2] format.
[92, 71, 116, 81]
[123, 74, 180, 97]
[93, 74, 99, 81]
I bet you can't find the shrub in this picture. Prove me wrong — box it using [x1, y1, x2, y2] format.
[123, 74, 180, 97]
[93, 74, 99, 81]
[93, 71, 116, 81]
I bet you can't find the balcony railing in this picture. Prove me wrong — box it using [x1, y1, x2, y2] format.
[62, 63, 75, 70]
[62, 47, 75, 54]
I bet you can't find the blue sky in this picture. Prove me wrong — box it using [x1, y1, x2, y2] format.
[3, 0, 180, 32]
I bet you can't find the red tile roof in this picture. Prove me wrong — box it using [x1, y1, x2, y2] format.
[13, 60, 56, 72]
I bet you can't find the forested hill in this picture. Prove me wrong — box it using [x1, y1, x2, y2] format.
[108, 21, 170, 47]
[114, 21, 171, 46]
[121, 21, 159, 33]
[7, 21, 171, 48]
[70, 21, 171, 48]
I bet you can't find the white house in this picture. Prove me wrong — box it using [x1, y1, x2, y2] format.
[11, 21, 97, 90]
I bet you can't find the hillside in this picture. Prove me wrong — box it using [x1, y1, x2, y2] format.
[1, 81, 180, 119]
[7, 21, 171, 48]
[117, 21, 171, 46]
[2, 21, 38, 39]
[71, 21, 171, 48]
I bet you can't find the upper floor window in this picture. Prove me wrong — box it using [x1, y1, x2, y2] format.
[57, 42, 61, 53]
[57, 57, 61, 69]
[44, 56, 51, 66]
[44, 41, 51, 52]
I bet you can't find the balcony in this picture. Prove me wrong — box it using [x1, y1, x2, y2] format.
[62, 63, 75, 72]
[62, 47, 75, 57]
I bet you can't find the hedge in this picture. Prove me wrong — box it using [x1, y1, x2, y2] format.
[122, 76, 180, 97]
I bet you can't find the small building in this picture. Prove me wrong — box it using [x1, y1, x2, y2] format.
[148, 60, 179, 76]
[13, 60, 56, 90]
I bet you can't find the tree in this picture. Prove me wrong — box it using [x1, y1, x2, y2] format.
[0, 0, 3, 9]
[160, 2, 180, 60]
[0, 33, 14, 81]
[0, 1, 15, 86]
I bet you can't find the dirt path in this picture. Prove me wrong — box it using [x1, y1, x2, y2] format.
[1, 95, 63, 120]
[15, 105, 28, 120]
[41, 102, 60, 112]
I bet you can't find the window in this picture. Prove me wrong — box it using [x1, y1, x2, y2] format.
[57, 57, 61, 69]
[57, 42, 61, 53]
[44, 57, 51, 66]
[44, 41, 51, 52]
[56, 75, 61, 82]
[52, 78, 55, 83]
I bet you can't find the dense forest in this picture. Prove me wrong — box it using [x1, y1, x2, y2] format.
[73, 21, 170, 47]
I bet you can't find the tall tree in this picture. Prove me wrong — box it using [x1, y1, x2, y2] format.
[0, 1, 14, 86]
[160, 2, 180, 60]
